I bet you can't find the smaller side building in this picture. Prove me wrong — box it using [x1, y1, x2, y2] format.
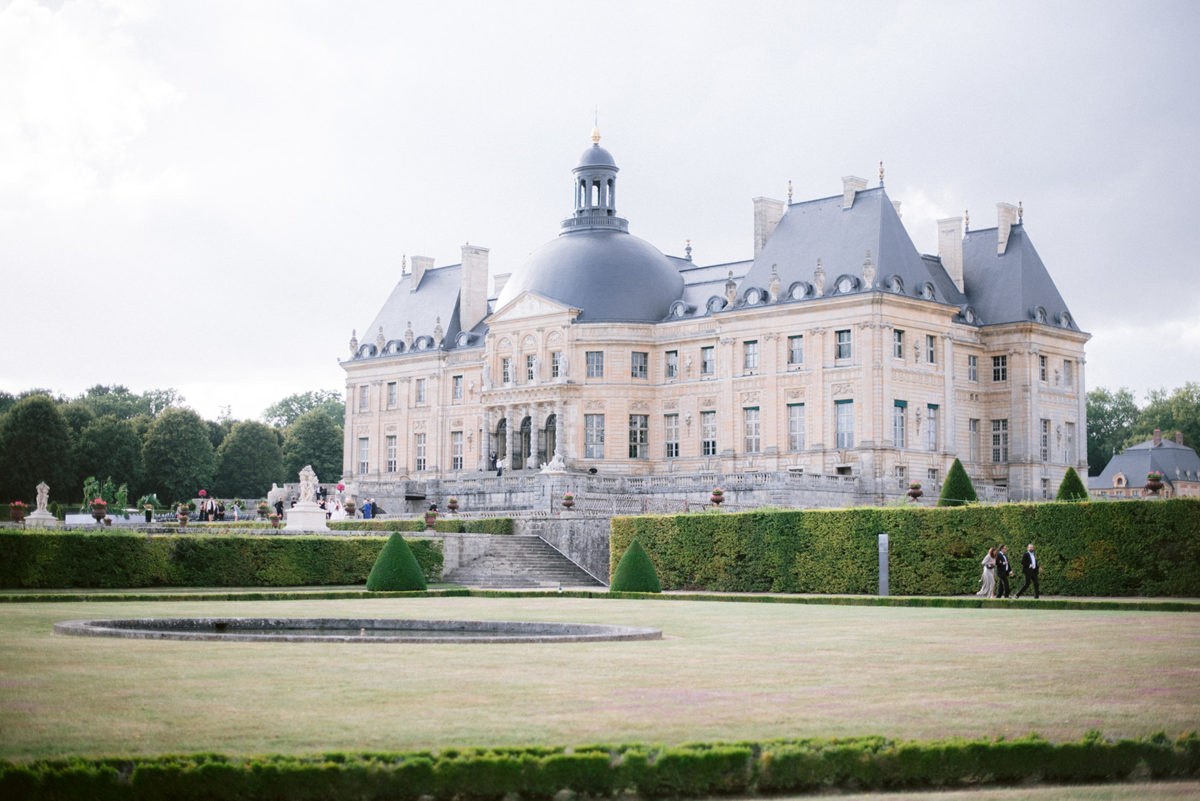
[1090, 429, 1200, 499]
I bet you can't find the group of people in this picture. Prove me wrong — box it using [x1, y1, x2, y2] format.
[977, 543, 1041, 599]
[198, 498, 228, 521]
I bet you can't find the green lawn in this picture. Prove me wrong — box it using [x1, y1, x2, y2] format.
[1, 595, 1197, 761]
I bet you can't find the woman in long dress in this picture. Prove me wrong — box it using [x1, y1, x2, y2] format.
[976, 547, 997, 597]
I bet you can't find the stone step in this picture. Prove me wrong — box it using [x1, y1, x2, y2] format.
[444, 535, 605, 589]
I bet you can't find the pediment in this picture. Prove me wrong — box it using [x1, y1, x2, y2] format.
[488, 291, 578, 324]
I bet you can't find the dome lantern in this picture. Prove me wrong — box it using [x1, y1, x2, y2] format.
[566, 127, 628, 233]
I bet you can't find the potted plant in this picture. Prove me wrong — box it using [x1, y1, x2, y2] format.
[268, 513, 281, 529]
[91, 498, 108, 523]
[710, 487, 725, 506]
[562, 492, 575, 510]
[1145, 471, 1165, 495]
[138, 494, 157, 523]
[447, 497, 459, 513]
[103, 516, 113, 527]
[907, 482, 923, 501]
[9, 501, 27, 524]
[257, 501, 269, 519]
[424, 507, 438, 530]
[176, 504, 189, 529]
[344, 500, 356, 517]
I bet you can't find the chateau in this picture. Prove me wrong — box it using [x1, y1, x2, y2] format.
[340, 130, 1089, 511]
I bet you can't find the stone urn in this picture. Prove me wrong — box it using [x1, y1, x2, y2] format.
[9, 504, 27, 524]
[268, 514, 281, 529]
[344, 501, 356, 517]
[907, 482, 923, 502]
[1145, 472, 1164, 496]
[177, 513, 188, 530]
[257, 503, 269, 520]
[103, 516, 113, 527]
[711, 489, 725, 506]
[562, 494, 575, 510]
[91, 501, 107, 523]
[424, 511, 437, 530]
[447, 498, 459, 513]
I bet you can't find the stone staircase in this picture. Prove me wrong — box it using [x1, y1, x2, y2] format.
[443, 536, 606, 589]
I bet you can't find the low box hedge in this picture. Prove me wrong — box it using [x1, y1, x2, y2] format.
[328, 517, 514, 536]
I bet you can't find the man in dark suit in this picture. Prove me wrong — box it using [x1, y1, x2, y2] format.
[995, 545, 1012, 598]
[1015, 543, 1041, 599]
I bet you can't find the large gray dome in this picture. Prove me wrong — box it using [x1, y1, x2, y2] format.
[497, 229, 684, 322]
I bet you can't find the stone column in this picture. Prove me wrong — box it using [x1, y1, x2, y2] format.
[506, 409, 518, 471]
[555, 401, 566, 459]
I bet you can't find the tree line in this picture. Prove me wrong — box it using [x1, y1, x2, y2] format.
[0, 386, 344, 506]
[1086, 382, 1199, 475]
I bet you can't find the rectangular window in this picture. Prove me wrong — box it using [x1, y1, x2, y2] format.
[1065, 421, 1076, 463]
[386, 435, 397, 473]
[1041, 477, 1051, 499]
[743, 340, 758, 373]
[892, 329, 904, 359]
[895, 465, 907, 489]
[414, 433, 426, 471]
[526, 354, 536, 382]
[586, 351, 604, 378]
[358, 437, 369, 473]
[628, 414, 648, 458]
[664, 413, 679, 458]
[501, 357, 512, 384]
[969, 419, 980, 463]
[701, 410, 717, 456]
[928, 467, 939, 484]
[893, 401, 907, 448]
[358, 385, 369, 412]
[992, 355, 1007, 382]
[1039, 355, 1048, 382]
[631, 351, 648, 379]
[788, 335, 804, 367]
[665, 350, 678, 379]
[585, 414, 605, 458]
[835, 329, 852, 360]
[551, 351, 562, 378]
[788, 403, 806, 451]
[926, 334, 936, 364]
[701, 346, 715, 376]
[836, 400, 854, 449]
[968, 354, 978, 382]
[992, 419, 1009, 463]
[451, 431, 463, 471]
[1063, 360, 1074, 386]
[452, 375, 463, 401]
[927, 404, 939, 451]
[743, 407, 760, 453]
[415, 378, 426, 404]
[386, 382, 397, 408]
[1040, 418, 1050, 463]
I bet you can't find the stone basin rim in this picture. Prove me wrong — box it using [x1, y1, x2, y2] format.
[53, 617, 663, 644]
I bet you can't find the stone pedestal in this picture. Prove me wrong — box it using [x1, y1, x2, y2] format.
[24, 510, 58, 528]
[285, 502, 328, 532]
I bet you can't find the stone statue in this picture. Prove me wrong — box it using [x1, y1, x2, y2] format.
[540, 451, 567, 474]
[36, 482, 49, 513]
[814, 259, 826, 297]
[482, 361, 492, 390]
[530, 355, 540, 384]
[862, 250, 875, 286]
[558, 353, 569, 379]
[404, 321, 415, 350]
[267, 482, 285, 507]
[298, 465, 319, 503]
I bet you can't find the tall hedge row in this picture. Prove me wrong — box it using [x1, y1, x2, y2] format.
[0, 532, 442, 589]
[610, 499, 1200, 596]
[328, 518, 515, 536]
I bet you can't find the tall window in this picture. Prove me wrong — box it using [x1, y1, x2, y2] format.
[1063, 360, 1074, 386]
[585, 414, 605, 458]
[628, 414, 648, 458]
[836, 400, 854, 449]
[991, 419, 1009, 463]
[664, 413, 679, 458]
[451, 431, 463, 471]
[665, 350, 678, 378]
[743, 407, 760, 453]
[893, 329, 905, 359]
[414, 433, 426, 471]
[927, 404, 939, 451]
[701, 411, 717, 455]
[992, 355, 1007, 382]
[835, 329, 852, 360]
[551, 351, 562, 378]
[743, 340, 759, 373]
[358, 437, 369, 473]
[969, 419, 980, 463]
[788, 335, 804, 367]
[386, 382, 397, 408]
[386, 435, 397, 473]
[358, 385, 369, 412]
[526, 354, 536, 382]
[788, 403, 806, 451]
[701, 346, 715, 376]
[1039, 355, 1048, 382]
[415, 378, 427, 404]
[501, 357, 512, 384]
[631, 351, 648, 379]
[968, 354, 978, 382]
[1040, 419, 1050, 463]
[586, 351, 604, 378]
[893, 401, 907, 448]
[452, 375, 463, 400]
[1065, 422, 1076, 463]
[926, 334, 936, 364]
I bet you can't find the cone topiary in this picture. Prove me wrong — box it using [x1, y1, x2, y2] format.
[610, 539, 661, 593]
[366, 532, 428, 591]
[1056, 466, 1089, 502]
[938, 458, 978, 506]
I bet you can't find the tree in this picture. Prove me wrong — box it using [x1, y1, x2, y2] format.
[141, 407, 216, 502]
[214, 421, 285, 498]
[282, 408, 343, 483]
[366, 533, 427, 591]
[205, 418, 233, 453]
[1127, 382, 1200, 451]
[77, 385, 183, 420]
[263, 389, 345, 428]
[74, 415, 145, 499]
[610, 539, 662, 593]
[937, 458, 978, 506]
[1056, 466, 1089, 502]
[0, 395, 74, 502]
[1087, 387, 1140, 475]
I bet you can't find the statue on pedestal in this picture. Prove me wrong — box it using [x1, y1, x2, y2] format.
[298, 465, 319, 504]
[35, 481, 49, 514]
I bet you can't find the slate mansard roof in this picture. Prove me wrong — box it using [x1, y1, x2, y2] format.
[1090, 437, 1200, 490]
[345, 141, 1082, 363]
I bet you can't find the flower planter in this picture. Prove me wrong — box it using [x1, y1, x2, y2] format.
[177, 516, 188, 529]
[268, 514, 280, 529]
[907, 483, 923, 501]
[424, 512, 437, 530]
[562, 496, 575, 510]
[710, 489, 724, 506]
[103, 517, 113, 527]
[9, 505, 26, 524]
[344, 502, 356, 517]
[447, 499, 459, 513]
[1145, 473, 1164, 496]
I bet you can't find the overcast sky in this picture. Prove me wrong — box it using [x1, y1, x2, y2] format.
[2, 0, 1198, 422]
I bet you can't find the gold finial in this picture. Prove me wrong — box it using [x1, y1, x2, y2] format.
[787, 179, 793, 202]
[964, 209, 970, 232]
[685, 239, 692, 260]
[1017, 201, 1023, 223]
[879, 160, 885, 186]
[402, 254, 407, 274]
[591, 125, 601, 144]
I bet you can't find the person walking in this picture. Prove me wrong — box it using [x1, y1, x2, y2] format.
[1015, 543, 1041, 599]
[995, 545, 1012, 598]
[976, 547, 997, 598]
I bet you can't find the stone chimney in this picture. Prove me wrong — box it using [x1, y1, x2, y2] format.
[493, 272, 511, 298]
[459, 244, 489, 332]
[753, 197, 784, 257]
[410, 255, 434, 291]
[1177, 431, 1185, 446]
[1153, 428, 1162, 447]
[938, 216, 964, 292]
[996, 202, 1018, 255]
[842, 176, 867, 209]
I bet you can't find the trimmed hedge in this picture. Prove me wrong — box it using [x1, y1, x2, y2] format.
[366, 533, 428, 591]
[609, 539, 661, 593]
[1057, 466, 1089, 501]
[610, 499, 1200, 596]
[0, 733, 1195, 800]
[0, 531, 442, 588]
[329, 517, 514, 536]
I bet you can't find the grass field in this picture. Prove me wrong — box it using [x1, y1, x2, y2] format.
[1, 595, 1198, 762]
